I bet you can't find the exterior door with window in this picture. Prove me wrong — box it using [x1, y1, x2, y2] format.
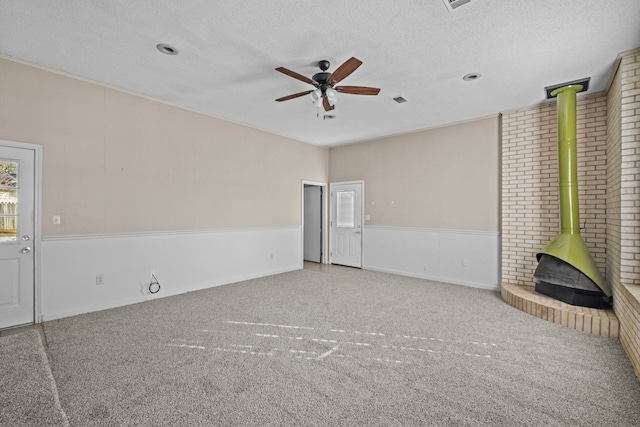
[330, 181, 363, 268]
[0, 145, 35, 329]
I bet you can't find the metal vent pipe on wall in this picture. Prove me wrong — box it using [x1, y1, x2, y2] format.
[533, 82, 612, 308]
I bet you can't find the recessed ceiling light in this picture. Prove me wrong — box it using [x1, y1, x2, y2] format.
[463, 73, 481, 81]
[157, 43, 178, 55]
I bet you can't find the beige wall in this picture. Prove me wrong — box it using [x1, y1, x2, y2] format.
[0, 58, 328, 235]
[329, 117, 500, 231]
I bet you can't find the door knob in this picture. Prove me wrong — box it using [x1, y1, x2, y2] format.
[355, 231, 361, 234]
[20, 246, 32, 254]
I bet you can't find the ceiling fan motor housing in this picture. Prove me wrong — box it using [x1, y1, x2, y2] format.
[313, 72, 331, 85]
[313, 60, 333, 91]
[318, 60, 330, 71]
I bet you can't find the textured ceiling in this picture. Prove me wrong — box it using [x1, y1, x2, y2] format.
[1, 1, 639, 147]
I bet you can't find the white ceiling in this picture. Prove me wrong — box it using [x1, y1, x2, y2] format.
[1, 1, 639, 147]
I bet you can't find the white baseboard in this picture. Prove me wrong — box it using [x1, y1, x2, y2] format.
[363, 226, 500, 291]
[363, 266, 499, 291]
[40, 226, 301, 321]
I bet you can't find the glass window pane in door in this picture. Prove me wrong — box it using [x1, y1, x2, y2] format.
[337, 190, 355, 228]
[0, 160, 18, 243]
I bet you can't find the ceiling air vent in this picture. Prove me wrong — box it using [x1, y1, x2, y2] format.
[442, 0, 471, 12]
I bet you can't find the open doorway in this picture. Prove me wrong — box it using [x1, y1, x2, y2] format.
[302, 180, 327, 265]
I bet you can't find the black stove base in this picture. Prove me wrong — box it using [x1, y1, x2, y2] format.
[535, 281, 611, 309]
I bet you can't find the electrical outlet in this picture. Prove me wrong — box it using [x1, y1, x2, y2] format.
[96, 273, 104, 286]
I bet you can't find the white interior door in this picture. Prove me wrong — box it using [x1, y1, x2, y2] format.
[330, 182, 363, 268]
[304, 185, 322, 263]
[0, 145, 35, 329]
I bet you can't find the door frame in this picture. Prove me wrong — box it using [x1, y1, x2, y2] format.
[301, 180, 328, 266]
[329, 180, 365, 267]
[0, 139, 42, 325]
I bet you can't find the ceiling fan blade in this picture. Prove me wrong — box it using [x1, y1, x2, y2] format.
[329, 57, 362, 84]
[336, 86, 381, 96]
[323, 96, 335, 112]
[275, 67, 315, 85]
[275, 90, 314, 102]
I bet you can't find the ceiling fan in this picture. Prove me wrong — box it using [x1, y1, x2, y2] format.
[275, 57, 380, 112]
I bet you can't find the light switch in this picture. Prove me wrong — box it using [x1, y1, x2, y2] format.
[365, 215, 371, 221]
[52, 215, 61, 225]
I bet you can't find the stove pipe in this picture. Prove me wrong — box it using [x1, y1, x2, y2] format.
[533, 83, 612, 308]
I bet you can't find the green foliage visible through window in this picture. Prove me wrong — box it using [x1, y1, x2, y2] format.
[0, 162, 17, 174]
[0, 160, 18, 240]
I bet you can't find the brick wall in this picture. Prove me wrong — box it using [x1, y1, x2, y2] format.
[607, 54, 623, 315]
[501, 93, 608, 288]
[609, 48, 640, 379]
[501, 47, 640, 379]
[619, 50, 640, 286]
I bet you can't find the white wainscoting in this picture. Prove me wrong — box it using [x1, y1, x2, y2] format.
[363, 226, 500, 291]
[41, 226, 301, 321]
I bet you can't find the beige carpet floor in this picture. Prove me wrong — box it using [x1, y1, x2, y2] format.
[43, 269, 640, 426]
[0, 330, 69, 427]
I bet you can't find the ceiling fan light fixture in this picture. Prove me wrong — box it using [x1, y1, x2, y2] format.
[310, 89, 322, 103]
[325, 87, 338, 105]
